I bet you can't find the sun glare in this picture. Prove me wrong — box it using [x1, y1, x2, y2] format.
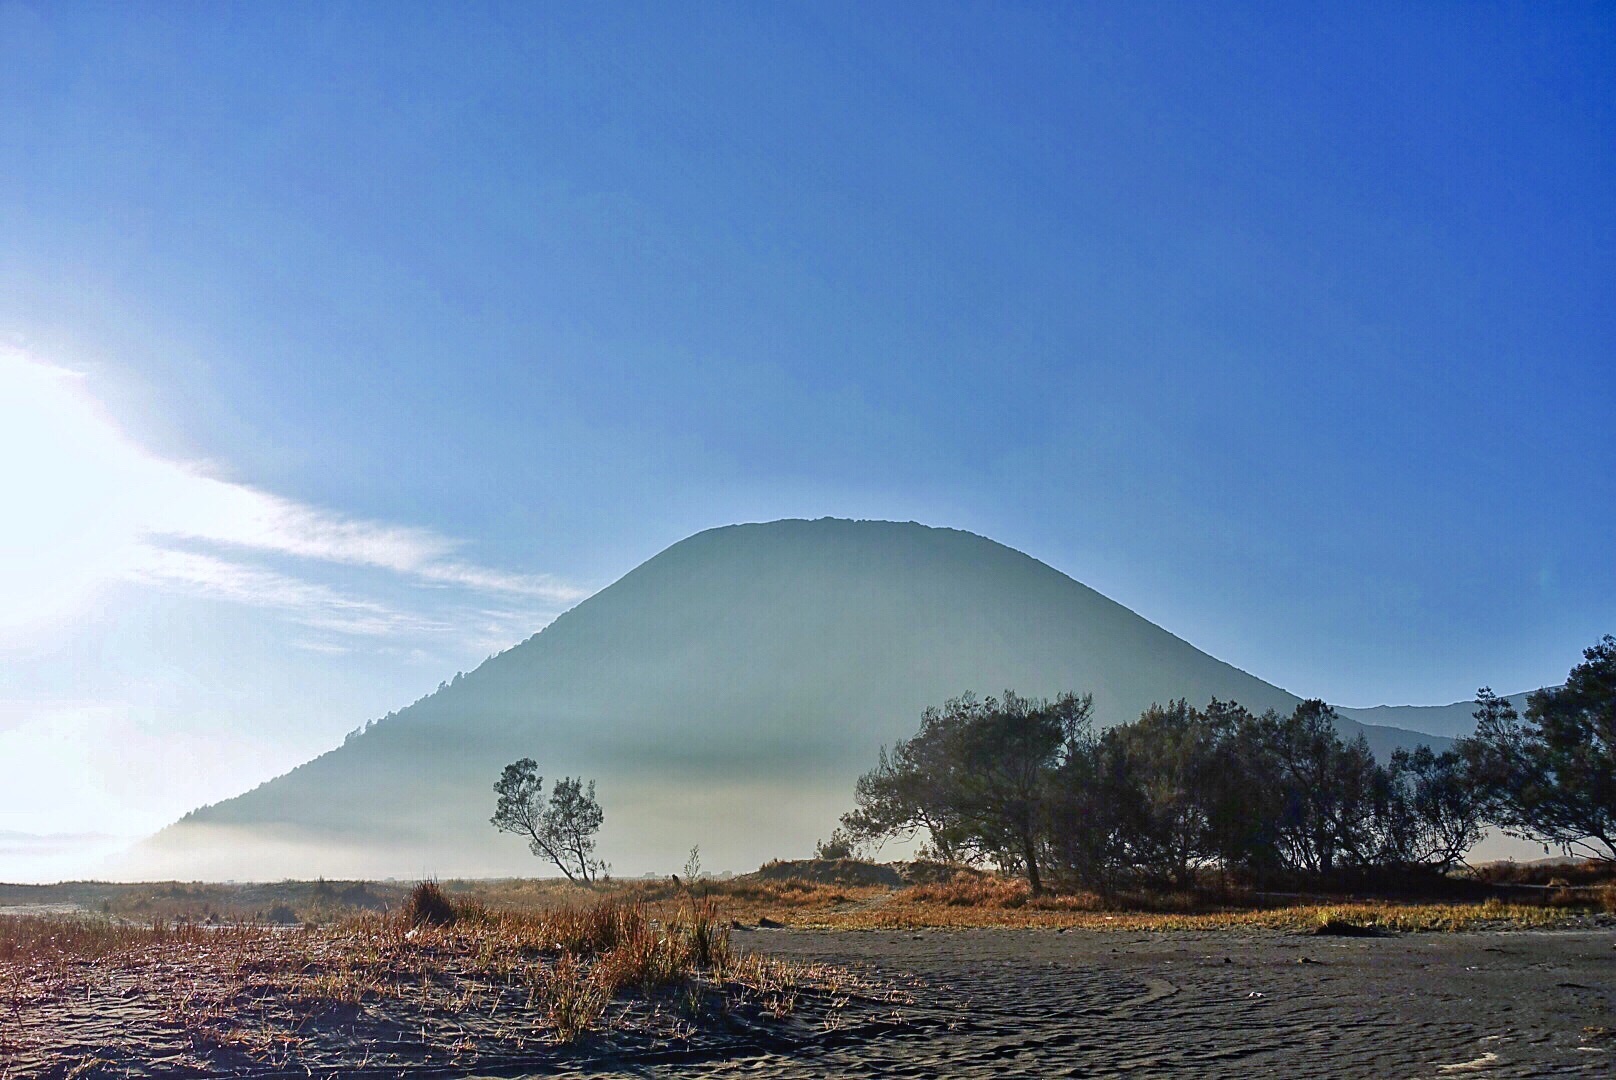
[0, 349, 156, 640]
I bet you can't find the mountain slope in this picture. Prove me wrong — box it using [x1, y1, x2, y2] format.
[141, 519, 1452, 879]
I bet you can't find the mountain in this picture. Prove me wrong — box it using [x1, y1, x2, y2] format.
[140, 518, 1459, 879]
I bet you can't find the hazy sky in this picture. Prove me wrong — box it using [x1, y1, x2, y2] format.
[2, 3, 1612, 871]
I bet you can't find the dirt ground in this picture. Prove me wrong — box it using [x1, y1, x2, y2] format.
[500, 927, 1615, 1079]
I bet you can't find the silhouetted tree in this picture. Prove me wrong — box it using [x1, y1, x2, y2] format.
[1259, 701, 1386, 874]
[491, 759, 606, 882]
[1382, 745, 1487, 870]
[840, 704, 975, 862]
[1201, 699, 1286, 874]
[1044, 694, 1131, 891]
[843, 691, 1085, 893]
[1467, 636, 1616, 862]
[1100, 700, 1228, 887]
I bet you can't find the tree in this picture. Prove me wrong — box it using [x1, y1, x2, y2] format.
[491, 759, 606, 882]
[1044, 694, 1132, 892]
[840, 693, 984, 863]
[1382, 745, 1487, 871]
[1201, 699, 1285, 874]
[951, 691, 1068, 894]
[1100, 700, 1228, 887]
[1258, 701, 1386, 875]
[1467, 636, 1616, 862]
[842, 691, 1083, 893]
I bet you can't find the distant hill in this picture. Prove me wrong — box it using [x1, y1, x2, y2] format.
[1337, 692, 1535, 740]
[140, 519, 1464, 879]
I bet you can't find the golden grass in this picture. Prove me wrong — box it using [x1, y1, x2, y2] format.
[773, 896, 1583, 932]
[0, 876, 1602, 1073]
[6, 871, 1604, 943]
[0, 889, 864, 1065]
[446, 874, 1605, 934]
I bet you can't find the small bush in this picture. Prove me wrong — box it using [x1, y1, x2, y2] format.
[402, 882, 457, 928]
[814, 828, 864, 861]
[265, 903, 298, 925]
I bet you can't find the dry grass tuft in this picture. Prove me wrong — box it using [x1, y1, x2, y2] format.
[541, 952, 610, 1043]
[401, 881, 458, 927]
[684, 897, 732, 968]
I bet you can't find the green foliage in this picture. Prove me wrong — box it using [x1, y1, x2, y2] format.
[843, 691, 1086, 893]
[1464, 636, 1616, 862]
[847, 690, 1502, 891]
[491, 759, 606, 882]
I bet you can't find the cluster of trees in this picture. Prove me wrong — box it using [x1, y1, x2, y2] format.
[482, 636, 1611, 890]
[842, 636, 1615, 892]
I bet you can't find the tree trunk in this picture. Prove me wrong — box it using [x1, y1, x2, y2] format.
[1021, 831, 1043, 895]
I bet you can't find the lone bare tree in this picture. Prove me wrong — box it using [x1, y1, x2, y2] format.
[491, 758, 606, 882]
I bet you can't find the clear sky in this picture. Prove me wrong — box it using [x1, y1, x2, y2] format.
[1, 3, 1612, 875]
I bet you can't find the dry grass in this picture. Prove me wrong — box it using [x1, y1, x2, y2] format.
[0, 886, 855, 1071]
[0, 872, 1606, 1075]
[792, 895, 1586, 932]
[1471, 859, 1616, 888]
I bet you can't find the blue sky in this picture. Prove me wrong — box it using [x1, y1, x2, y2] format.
[1, 3, 1612, 871]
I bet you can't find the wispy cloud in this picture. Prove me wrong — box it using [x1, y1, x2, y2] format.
[148, 474, 585, 603]
[128, 547, 452, 638]
[0, 348, 587, 647]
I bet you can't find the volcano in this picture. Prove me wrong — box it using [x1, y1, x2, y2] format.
[142, 519, 1455, 878]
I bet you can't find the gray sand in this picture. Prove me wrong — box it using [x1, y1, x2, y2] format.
[12, 927, 1612, 1078]
[529, 928, 1615, 1078]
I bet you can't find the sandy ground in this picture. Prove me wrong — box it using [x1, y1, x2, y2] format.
[500, 927, 1616, 1079]
[8, 927, 1612, 1078]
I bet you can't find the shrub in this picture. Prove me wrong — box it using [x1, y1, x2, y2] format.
[401, 882, 457, 928]
[1313, 909, 1380, 936]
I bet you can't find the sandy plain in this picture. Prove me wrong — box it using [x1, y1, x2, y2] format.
[489, 926, 1616, 1079]
[7, 916, 1613, 1079]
